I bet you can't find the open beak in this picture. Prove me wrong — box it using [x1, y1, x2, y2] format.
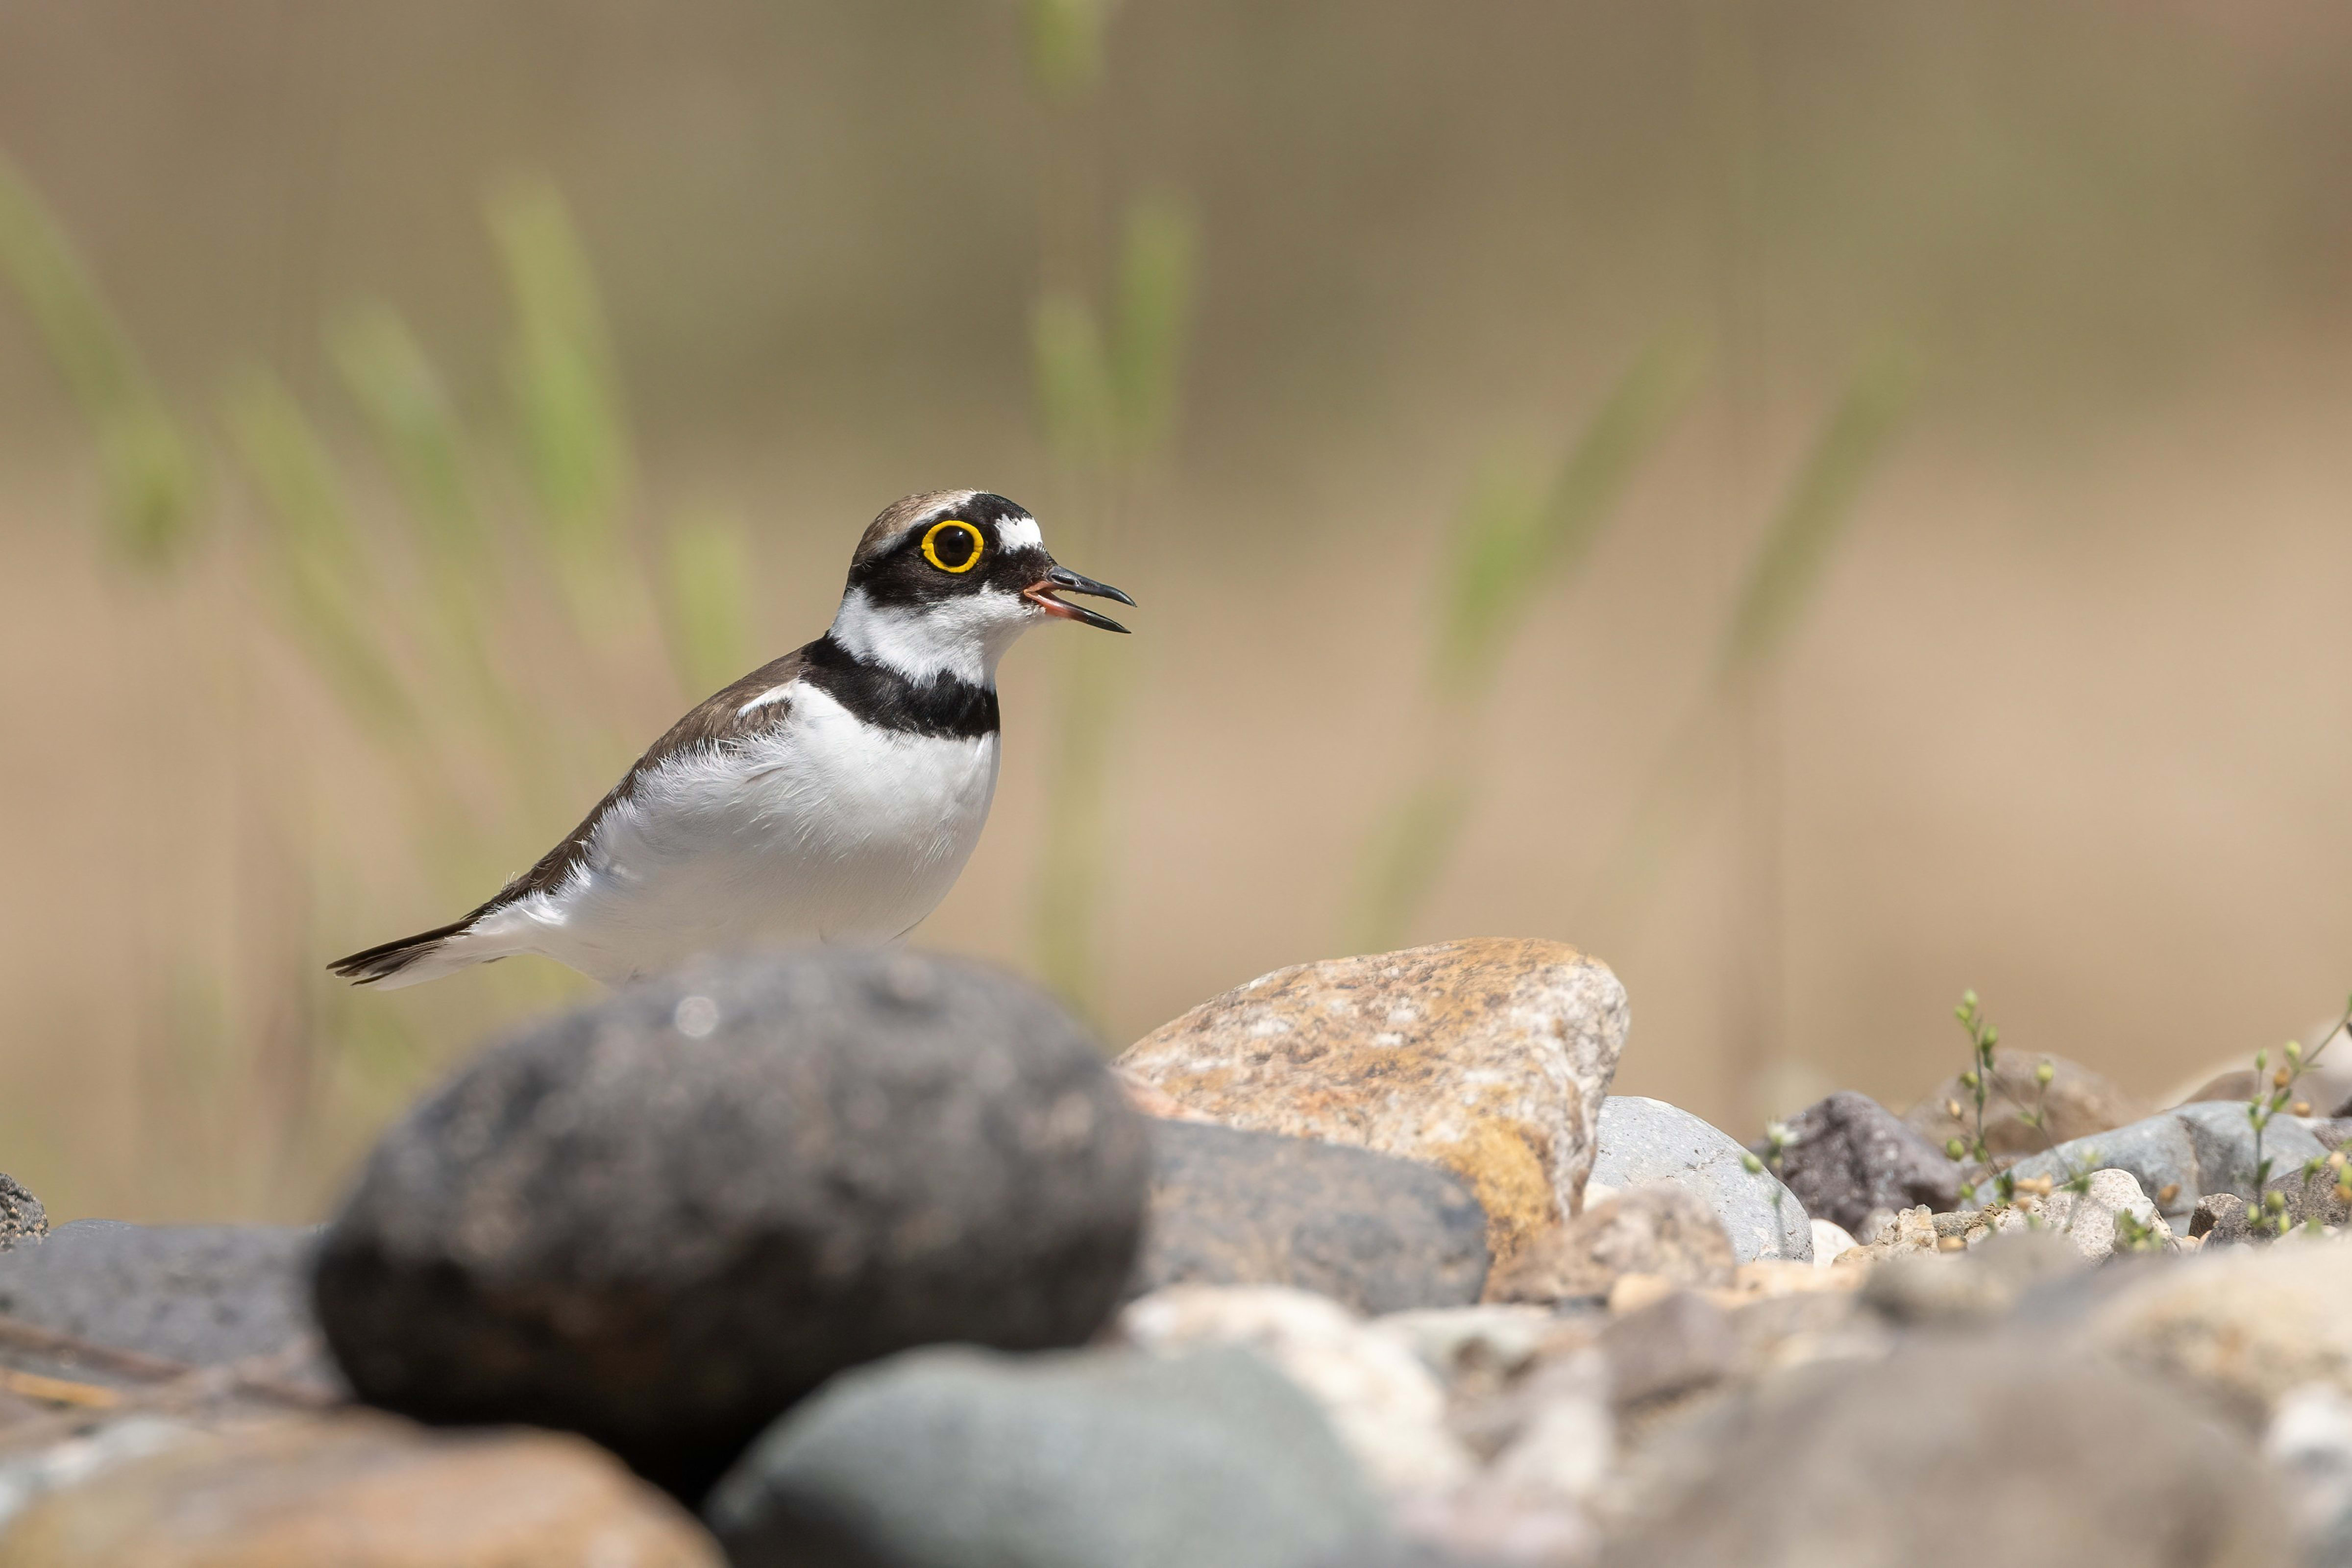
[1024, 564, 1135, 634]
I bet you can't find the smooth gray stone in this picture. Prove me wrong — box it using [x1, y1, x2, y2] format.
[2008, 1102, 2331, 1224]
[2177, 1100, 2329, 1200]
[2007, 1115, 2200, 1221]
[708, 1345, 1383, 1568]
[1589, 1097, 1810, 1263]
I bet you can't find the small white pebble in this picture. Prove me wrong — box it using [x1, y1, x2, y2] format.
[1810, 1217, 1861, 1268]
[672, 995, 720, 1039]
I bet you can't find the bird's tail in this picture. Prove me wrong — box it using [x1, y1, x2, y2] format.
[328, 914, 516, 989]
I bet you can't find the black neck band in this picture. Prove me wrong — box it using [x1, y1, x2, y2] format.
[801, 635, 1000, 739]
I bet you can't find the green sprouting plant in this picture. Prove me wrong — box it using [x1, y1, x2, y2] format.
[241, 182, 758, 935]
[1739, 1120, 1790, 1189]
[1738, 1131, 1792, 1233]
[1965, 1143, 2162, 1253]
[1026, 196, 1197, 1019]
[1942, 990, 2058, 1208]
[1347, 335, 1702, 951]
[1708, 346, 1918, 690]
[2250, 990, 2352, 1237]
[2112, 1206, 2166, 1253]
[1019, 2, 1200, 1022]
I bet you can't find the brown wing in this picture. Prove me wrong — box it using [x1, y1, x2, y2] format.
[327, 650, 813, 982]
[486, 647, 814, 908]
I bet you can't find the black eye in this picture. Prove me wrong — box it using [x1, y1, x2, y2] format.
[921, 519, 985, 574]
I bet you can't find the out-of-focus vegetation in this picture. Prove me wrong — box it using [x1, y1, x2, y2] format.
[6, 1, 2352, 1220]
[0, 158, 205, 566]
[1348, 334, 1702, 951]
[2, 109, 1193, 1195]
[1591, 342, 1919, 915]
[1023, 0, 1200, 1022]
[2, 159, 758, 1203]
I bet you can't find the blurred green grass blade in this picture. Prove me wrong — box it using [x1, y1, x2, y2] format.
[1348, 773, 1473, 954]
[1024, 0, 1120, 100]
[1354, 331, 1698, 949]
[1584, 343, 1919, 924]
[1033, 290, 1118, 474]
[1715, 342, 1918, 683]
[220, 369, 416, 732]
[1531, 332, 1703, 568]
[327, 297, 523, 742]
[1110, 194, 1198, 456]
[1434, 460, 1545, 688]
[661, 509, 755, 697]
[488, 175, 631, 558]
[1438, 332, 1702, 687]
[222, 370, 363, 575]
[327, 300, 481, 563]
[1031, 650, 1128, 1024]
[0, 153, 206, 568]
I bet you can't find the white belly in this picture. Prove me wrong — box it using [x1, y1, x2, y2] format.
[495, 686, 1000, 984]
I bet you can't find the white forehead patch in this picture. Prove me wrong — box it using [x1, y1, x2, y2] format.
[996, 513, 1044, 551]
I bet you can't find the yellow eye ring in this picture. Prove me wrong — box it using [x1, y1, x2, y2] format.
[921, 519, 986, 574]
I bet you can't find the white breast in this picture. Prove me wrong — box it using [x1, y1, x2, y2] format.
[491, 683, 1000, 983]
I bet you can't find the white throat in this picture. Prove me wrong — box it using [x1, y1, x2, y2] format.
[828, 586, 1035, 686]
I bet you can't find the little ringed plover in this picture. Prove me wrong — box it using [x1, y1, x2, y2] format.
[329, 489, 1132, 988]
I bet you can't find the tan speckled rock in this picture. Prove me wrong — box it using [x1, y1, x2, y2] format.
[1117, 939, 1629, 1261]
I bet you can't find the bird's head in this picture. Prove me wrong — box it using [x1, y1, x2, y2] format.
[830, 490, 1133, 685]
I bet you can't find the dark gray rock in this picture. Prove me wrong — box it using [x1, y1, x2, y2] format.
[1771, 1091, 1962, 1234]
[0, 1174, 44, 1252]
[2191, 1180, 2350, 1239]
[1600, 1341, 2287, 1568]
[313, 950, 1152, 1495]
[0, 1221, 317, 1364]
[1589, 1098, 1810, 1263]
[706, 1345, 1383, 1568]
[2190, 1192, 2251, 1245]
[1488, 1184, 1734, 1303]
[1134, 1121, 1489, 1314]
[2278, 1183, 2352, 1231]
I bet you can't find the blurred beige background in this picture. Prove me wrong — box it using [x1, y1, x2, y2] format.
[4, 0, 2351, 1220]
